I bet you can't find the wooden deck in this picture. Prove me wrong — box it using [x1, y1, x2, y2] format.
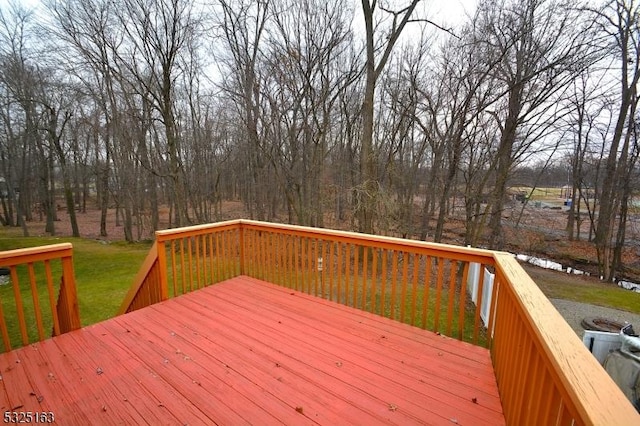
[0, 276, 504, 425]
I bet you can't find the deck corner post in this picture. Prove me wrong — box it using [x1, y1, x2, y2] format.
[238, 224, 245, 275]
[157, 239, 169, 301]
[60, 255, 81, 331]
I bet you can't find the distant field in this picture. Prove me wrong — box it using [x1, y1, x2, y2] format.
[511, 186, 565, 200]
[509, 186, 595, 210]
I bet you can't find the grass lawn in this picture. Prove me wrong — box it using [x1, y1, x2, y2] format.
[522, 263, 640, 314]
[0, 227, 151, 329]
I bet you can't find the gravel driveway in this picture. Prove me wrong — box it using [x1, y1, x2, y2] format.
[550, 298, 640, 336]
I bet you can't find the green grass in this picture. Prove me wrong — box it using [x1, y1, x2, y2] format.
[0, 227, 151, 349]
[523, 264, 640, 314]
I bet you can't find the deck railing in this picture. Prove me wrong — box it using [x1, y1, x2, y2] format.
[0, 243, 81, 352]
[119, 219, 639, 425]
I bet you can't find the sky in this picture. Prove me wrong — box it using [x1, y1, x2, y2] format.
[0, 0, 479, 27]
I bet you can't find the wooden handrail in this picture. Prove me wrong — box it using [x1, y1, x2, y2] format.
[239, 219, 498, 264]
[492, 253, 639, 425]
[0, 243, 74, 265]
[0, 243, 80, 352]
[119, 220, 640, 423]
[117, 241, 160, 315]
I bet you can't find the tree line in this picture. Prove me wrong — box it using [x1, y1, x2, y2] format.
[0, 0, 638, 281]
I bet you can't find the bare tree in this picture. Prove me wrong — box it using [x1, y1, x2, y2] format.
[261, 0, 357, 226]
[112, 0, 200, 228]
[590, 0, 640, 280]
[216, 0, 272, 221]
[472, 0, 597, 249]
[358, 0, 422, 234]
[0, 3, 52, 236]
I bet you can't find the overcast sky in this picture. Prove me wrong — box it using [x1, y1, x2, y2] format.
[0, 0, 478, 25]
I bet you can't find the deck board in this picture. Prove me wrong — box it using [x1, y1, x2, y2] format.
[0, 276, 504, 425]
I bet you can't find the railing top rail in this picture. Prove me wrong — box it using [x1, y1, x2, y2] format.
[155, 220, 241, 242]
[0, 243, 73, 267]
[239, 219, 499, 265]
[153, 219, 499, 264]
[493, 252, 640, 424]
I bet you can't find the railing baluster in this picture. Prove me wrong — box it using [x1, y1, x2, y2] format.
[179, 239, 187, 294]
[524, 352, 543, 422]
[300, 238, 306, 293]
[269, 232, 276, 284]
[370, 248, 378, 313]
[344, 244, 351, 306]
[410, 253, 419, 326]
[321, 240, 327, 298]
[536, 373, 556, 425]
[209, 234, 220, 283]
[492, 287, 511, 386]
[169, 241, 177, 296]
[226, 230, 231, 277]
[292, 236, 299, 291]
[203, 235, 210, 286]
[279, 233, 285, 286]
[10, 266, 28, 345]
[44, 260, 60, 336]
[512, 336, 533, 425]
[328, 241, 334, 301]
[446, 260, 457, 336]
[473, 266, 485, 344]
[216, 232, 223, 281]
[400, 252, 409, 323]
[336, 243, 342, 303]
[421, 255, 431, 330]
[390, 251, 398, 320]
[458, 262, 470, 340]
[361, 246, 368, 312]
[195, 236, 202, 289]
[380, 250, 387, 317]
[246, 230, 253, 277]
[272, 232, 278, 284]
[514, 339, 536, 424]
[312, 239, 318, 296]
[486, 267, 500, 345]
[187, 237, 194, 292]
[434, 258, 444, 332]
[27, 263, 45, 341]
[352, 243, 359, 307]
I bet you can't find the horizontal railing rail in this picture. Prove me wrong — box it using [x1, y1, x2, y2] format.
[120, 219, 639, 424]
[0, 243, 81, 352]
[118, 241, 161, 315]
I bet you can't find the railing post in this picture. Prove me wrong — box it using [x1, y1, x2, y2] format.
[157, 239, 169, 301]
[60, 255, 81, 332]
[239, 224, 245, 275]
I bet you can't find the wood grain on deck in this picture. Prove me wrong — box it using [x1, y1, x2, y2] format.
[0, 276, 504, 425]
